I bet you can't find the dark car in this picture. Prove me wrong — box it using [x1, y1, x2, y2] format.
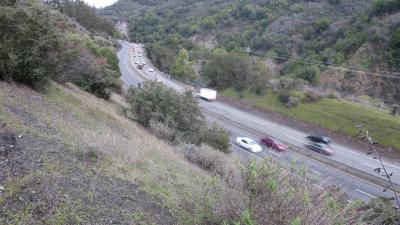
[261, 137, 287, 151]
[305, 143, 333, 156]
[307, 134, 332, 145]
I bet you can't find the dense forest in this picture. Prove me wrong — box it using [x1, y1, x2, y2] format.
[102, 0, 400, 103]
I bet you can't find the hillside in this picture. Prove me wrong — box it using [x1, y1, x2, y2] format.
[1, 1, 400, 224]
[0, 81, 397, 224]
[102, 0, 400, 103]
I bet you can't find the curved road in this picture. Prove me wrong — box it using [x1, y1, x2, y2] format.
[118, 40, 400, 204]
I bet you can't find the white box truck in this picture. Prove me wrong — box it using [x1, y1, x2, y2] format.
[198, 88, 217, 101]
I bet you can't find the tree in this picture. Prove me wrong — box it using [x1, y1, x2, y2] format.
[0, 3, 61, 89]
[203, 51, 254, 90]
[127, 82, 203, 141]
[170, 48, 194, 80]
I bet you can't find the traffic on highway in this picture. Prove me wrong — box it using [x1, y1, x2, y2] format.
[117, 40, 400, 204]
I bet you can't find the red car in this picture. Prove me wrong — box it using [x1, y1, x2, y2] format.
[261, 137, 287, 151]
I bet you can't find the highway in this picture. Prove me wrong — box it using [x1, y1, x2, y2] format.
[117, 40, 400, 204]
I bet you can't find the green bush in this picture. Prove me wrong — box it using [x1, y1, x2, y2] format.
[0, 3, 61, 89]
[371, 0, 400, 16]
[315, 18, 331, 34]
[293, 66, 320, 84]
[200, 123, 231, 153]
[127, 82, 203, 141]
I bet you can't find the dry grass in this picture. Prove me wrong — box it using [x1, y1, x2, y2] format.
[1, 82, 396, 224]
[7, 82, 220, 223]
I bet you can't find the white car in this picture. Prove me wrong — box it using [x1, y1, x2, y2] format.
[135, 61, 139, 64]
[149, 68, 154, 72]
[138, 50, 141, 53]
[142, 62, 146, 65]
[236, 137, 263, 153]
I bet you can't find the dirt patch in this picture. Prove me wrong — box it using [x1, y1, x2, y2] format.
[0, 124, 175, 224]
[218, 95, 400, 161]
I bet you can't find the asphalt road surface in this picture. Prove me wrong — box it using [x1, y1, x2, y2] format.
[117, 40, 400, 204]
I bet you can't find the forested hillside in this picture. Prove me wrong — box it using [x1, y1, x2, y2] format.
[102, 0, 400, 103]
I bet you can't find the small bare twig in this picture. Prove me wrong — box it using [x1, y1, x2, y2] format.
[356, 125, 400, 209]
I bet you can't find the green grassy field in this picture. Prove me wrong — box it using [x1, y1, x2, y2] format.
[222, 88, 400, 150]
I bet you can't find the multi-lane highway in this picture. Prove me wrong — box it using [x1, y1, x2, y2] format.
[117, 40, 400, 203]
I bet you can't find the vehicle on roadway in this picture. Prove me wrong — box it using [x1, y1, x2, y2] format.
[307, 134, 332, 145]
[149, 68, 154, 72]
[305, 142, 333, 156]
[236, 137, 263, 153]
[135, 61, 139, 64]
[197, 88, 217, 101]
[261, 137, 287, 151]
[137, 64, 143, 70]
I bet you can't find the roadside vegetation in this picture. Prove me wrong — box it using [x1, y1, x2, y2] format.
[1, 82, 399, 224]
[0, 0, 121, 99]
[126, 81, 230, 153]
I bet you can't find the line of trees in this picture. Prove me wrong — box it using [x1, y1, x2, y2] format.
[45, 0, 118, 36]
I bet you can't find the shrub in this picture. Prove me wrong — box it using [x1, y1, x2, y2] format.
[371, 0, 400, 16]
[315, 17, 331, 34]
[149, 118, 178, 142]
[127, 82, 203, 142]
[180, 144, 238, 178]
[278, 90, 303, 108]
[293, 66, 320, 84]
[304, 89, 323, 103]
[200, 123, 231, 153]
[0, 3, 61, 89]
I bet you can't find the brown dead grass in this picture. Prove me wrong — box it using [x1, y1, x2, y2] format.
[0, 82, 221, 224]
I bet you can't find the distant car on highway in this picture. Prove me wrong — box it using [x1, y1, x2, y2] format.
[138, 50, 141, 53]
[135, 61, 139, 64]
[138, 55, 142, 57]
[305, 142, 333, 156]
[261, 137, 287, 151]
[149, 68, 154, 72]
[307, 134, 332, 145]
[236, 137, 263, 153]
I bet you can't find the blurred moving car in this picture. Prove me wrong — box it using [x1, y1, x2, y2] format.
[149, 68, 154, 72]
[307, 134, 332, 145]
[261, 137, 287, 151]
[305, 142, 333, 156]
[236, 137, 263, 153]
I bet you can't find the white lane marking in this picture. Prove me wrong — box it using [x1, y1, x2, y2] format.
[362, 162, 376, 169]
[356, 189, 376, 198]
[333, 145, 361, 156]
[313, 184, 324, 190]
[310, 169, 321, 175]
[285, 135, 305, 143]
[268, 150, 281, 157]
